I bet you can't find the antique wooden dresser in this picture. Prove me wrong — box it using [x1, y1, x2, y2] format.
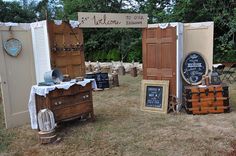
[184, 84, 230, 114]
[35, 82, 94, 123]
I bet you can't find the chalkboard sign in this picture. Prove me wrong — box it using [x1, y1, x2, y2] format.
[85, 72, 109, 89]
[141, 80, 169, 113]
[145, 86, 163, 108]
[181, 52, 208, 85]
[96, 73, 109, 89]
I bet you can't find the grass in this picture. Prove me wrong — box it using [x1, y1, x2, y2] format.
[0, 75, 236, 155]
[0, 89, 15, 153]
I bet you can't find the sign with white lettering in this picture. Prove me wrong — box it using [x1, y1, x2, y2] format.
[181, 52, 208, 85]
[78, 12, 148, 28]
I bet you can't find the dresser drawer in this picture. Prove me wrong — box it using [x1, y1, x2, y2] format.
[49, 82, 92, 98]
[51, 91, 92, 110]
[54, 102, 93, 121]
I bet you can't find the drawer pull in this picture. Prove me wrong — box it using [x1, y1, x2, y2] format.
[58, 101, 62, 105]
[82, 95, 89, 99]
[55, 102, 58, 105]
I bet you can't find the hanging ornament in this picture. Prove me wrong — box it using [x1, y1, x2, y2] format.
[3, 26, 22, 57]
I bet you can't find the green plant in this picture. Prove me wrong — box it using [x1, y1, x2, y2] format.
[99, 51, 107, 62]
[110, 49, 120, 61]
[106, 51, 112, 62]
[127, 49, 142, 63]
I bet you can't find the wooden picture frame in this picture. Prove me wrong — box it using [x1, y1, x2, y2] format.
[141, 80, 169, 113]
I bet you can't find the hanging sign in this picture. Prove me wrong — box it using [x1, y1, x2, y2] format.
[181, 52, 208, 85]
[3, 38, 22, 57]
[78, 12, 148, 28]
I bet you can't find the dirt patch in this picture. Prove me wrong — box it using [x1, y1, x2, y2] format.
[1, 75, 236, 156]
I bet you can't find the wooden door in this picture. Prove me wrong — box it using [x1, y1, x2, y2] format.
[0, 26, 36, 128]
[142, 26, 177, 96]
[47, 21, 85, 78]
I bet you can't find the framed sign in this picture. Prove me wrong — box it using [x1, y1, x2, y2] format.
[141, 80, 169, 113]
[3, 38, 22, 57]
[85, 72, 109, 89]
[181, 52, 208, 85]
[96, 72, 109, 89]
[78, 12, 148, 28]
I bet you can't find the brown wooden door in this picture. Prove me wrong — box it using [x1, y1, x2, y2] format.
[142, 26, 177, 96]
[47, 21, 85, 78]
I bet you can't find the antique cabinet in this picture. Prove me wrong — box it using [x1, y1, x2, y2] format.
[35, 82, 94, 122]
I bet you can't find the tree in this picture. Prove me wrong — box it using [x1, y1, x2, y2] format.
[0, 0, 37, 22]
[61, 0, 143, 61]
[170, 0, 236, 62]
[35, 0, 64, 20]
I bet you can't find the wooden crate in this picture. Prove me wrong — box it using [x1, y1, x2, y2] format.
[47, 21, 85, 78]
[184, 84, 230, 114]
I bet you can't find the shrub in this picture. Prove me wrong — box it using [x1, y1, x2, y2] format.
[110, 49, 120, 61]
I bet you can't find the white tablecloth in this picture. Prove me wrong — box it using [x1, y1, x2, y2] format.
[28, 79, 97, 129]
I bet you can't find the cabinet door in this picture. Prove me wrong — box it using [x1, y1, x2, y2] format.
[47, 21, 85, 78]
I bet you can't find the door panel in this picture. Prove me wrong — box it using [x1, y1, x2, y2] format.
[146, 44, 157, 68]
[143, 26, 177, 96]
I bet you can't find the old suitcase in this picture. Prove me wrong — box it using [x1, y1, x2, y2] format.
[184, 84, 230, 114]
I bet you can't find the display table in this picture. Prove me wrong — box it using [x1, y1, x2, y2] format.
[28, 79, 96, 129]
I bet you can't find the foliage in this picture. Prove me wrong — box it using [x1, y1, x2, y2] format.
[99, 51, 108, 62]
[61, 0, 146, 62]
[135, 0, 173, 23]
[1, 0, 235, 62]
[108, 49, 121, 61]
[170, 0, 236, 62]
[127, 37, 142, 62]
[0, 1, 37, 22]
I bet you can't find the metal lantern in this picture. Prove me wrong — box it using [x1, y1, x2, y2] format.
[37, 109, 56, 132]
[211, 70, 221, 85]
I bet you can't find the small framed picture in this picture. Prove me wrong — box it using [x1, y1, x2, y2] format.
[140, 80, 169, 113]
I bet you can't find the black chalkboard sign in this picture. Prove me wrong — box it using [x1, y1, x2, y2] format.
[141, 80, 169, 113]
[85, 72, 109, 89]
[145, 86, 163, 108]
[181, 52, 208, 85]
[96, 73, 109, 89]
